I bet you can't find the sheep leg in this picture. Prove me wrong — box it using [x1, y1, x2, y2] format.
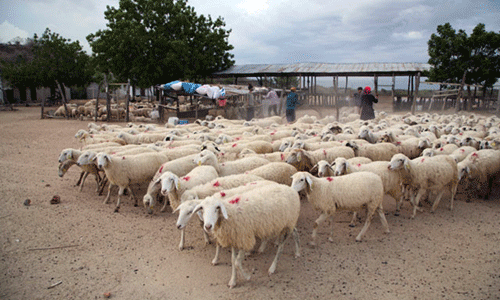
[98, 175, 108, 196]
[449, 182, 458, 210]
[257, 239, 268, 253]
[201, 219, 210, 245]
[160, 195, 169, 212]
[235, 249, 251, 281]
[126, 187, 137, 207]
[311, 213, 329, 246]
[75, 171, 85, 186]
[411, 189, 426, 219]
[178, 228, 185, 251]
[212, 243, 221, 266]
[430, 190, 446, 213]
[377, 204, 390, 234]
[349, 212, 357, 228]
[114, 186, 125, 213]
[79, 172, 89, 192]
[268, 231, 289, 275]
[228, 247, 238, 288]
[292, 227, 301, 258]
[94, 173, 101, 192]
[355, 206, 376, 242]
[103, 183, 114, 204]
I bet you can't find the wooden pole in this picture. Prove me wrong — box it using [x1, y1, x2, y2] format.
[95, 83, 100, 122]
[104, 74, 111, 122]
[126, 79, 130, 123]
[456, 71, 467, 113]
[496, 86, 500, 116]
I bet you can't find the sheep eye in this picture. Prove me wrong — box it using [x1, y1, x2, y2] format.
[188, 210, 193, 215]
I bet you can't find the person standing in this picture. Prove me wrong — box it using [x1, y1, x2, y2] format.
[353, 87, 363, 114]
[360, 86, 378, 120]
[286, 87, 298, 123]
[266, 88, 279, 116]
[246, 84, 255, 121]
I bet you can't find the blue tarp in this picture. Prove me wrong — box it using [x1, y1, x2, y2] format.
[181, 82, 202, 94]
[163, 80, 180, 90]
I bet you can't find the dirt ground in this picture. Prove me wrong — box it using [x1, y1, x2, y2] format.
[1, 106, 499, 300]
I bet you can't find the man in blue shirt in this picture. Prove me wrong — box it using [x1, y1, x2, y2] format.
[286, 87, 298, 123]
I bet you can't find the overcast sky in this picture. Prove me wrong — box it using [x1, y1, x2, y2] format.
[1, 0, 499, 87]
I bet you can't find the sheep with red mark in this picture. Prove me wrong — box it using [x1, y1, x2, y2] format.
[310, 157, 372, 177]
[448, 146, 477, 162]
[193, 183, 301, 288]
[388, 153, 459, 218]
[291, 171, 389, 244]
[346, 140, 398, 161]
[456, 149, 500, 199]
[247, 162, 298, 185]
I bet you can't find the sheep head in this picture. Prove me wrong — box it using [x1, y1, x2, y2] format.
[332, 158, 348, 176]
[388, 154, 410, 172]
[291, 172, 313, 195]
[159, 172, 180, 196]
[175, 199, 202, 230]
[193, 197, 229, 233]
[286, 149, 314, 171]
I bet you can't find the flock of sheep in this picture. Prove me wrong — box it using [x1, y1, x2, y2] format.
[57, 111, 500, 288]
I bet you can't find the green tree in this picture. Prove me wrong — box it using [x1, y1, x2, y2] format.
[427, 23, 500, 88]
[1, 28, 91, 102]
[87, 0, 234, 88]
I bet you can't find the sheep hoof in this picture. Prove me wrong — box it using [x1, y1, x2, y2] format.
[348, 224, 356, 228]
[134, 204, 138, 207]
[211, 260, 219, 266]
[114, 207, 120, 213]
[394, 212, 400, 216]
[147, 209, 153, 215]
[355, 239, 362, 243]
[328, 237, 335, 243]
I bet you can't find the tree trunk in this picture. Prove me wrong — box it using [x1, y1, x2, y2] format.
[56, 80, 70, 119]
[30, 86, 37, 103]
[104, 74, 111, 122]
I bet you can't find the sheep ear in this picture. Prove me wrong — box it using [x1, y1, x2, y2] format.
[218, 203, 228, 219]
[297, 152, 302, 162]
[193, 203, 203, 214]
[174, 176, 180, 189]
[345, 161, 351, 172]
[67, 151, 73, 160]
[310, 164, 318, 173]
[305, 174, 313, 190]
[172, 206, 180, 214]
[403, 158, 410, 171]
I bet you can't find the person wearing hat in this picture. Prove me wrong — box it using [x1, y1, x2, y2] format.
[360, 86, 378, 120]
[286, 87, 298, 123]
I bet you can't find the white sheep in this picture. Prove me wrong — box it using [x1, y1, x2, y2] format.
[311, 157, 372, 177]
[448, 146, 477, 162]
[192, 183, 301, 288]
[194, 150, 270, 177]
[95, 152, 168, 212]
[332, 157, 405, 217]
[291, 171, 389, 244]
[456, 150, 500, 199]
[388, 153, 458, 218]
[175, 180, 276, 258]
[285, 147, 355, 172]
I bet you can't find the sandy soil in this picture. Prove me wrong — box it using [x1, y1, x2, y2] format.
[1, 106, 499, 300]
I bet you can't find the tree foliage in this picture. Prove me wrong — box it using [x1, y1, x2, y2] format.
[87, 0, 235, 88]
[427, 23, 500, 88]
[1, 28, 91, 92]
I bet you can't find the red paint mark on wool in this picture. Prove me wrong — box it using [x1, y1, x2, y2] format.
[111, 152, 116, 155]
[459, 132, 463, 135]
[421, 158, 425, 163]
[357, 164, 361, 167]
[182, 176, 190, 181]
[472, 152, 478, 157]
[461, 149, 465, 152]
[213, 181, 220, 187]
[229, 197, 240, 204]
[220, 192, 226, 197]
[122, 156, 126, 160]
[250, 182, 257, 185]
[396, 141, 401, 145]
[232, 143, 237, 148]
[270, 132, 275, 135]
[326, 177, 333, 182]
[281, 153, 285, 161]
[440, 148, 444, 151]
[235, 137, 241, 140]
[323, 149, 327, 156]
[159, 166, 164, 173]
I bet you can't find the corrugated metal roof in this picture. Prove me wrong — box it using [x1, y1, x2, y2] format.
[214, 62, 431, 77]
